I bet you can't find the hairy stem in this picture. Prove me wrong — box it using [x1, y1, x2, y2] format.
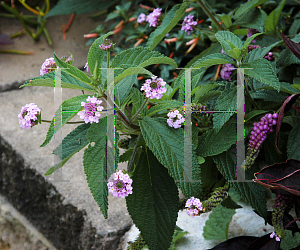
[129, 98, 147, 124]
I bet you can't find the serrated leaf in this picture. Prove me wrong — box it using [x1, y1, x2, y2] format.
[115, 74, 136, 107]
[52, 123, 91, 160]
[234, 0, 269, 19]
[147, 100, 183, 117]
[44, 0, 117, 17]
[125, 147, 179, 250]
[193, 84, 221, 103]
[44, 154, 74, 176]
[264, 0, 287, 35]
[228, 48, 241, 60]
[193, 53, 236, 68]
[146, 2, 189, 50]
[212, 147, 268, 221]
[87, 32, 114, 80]
[139, 56, 177, 69]
[83, 117, 109, 219]
[54, 53, 91, 84]
[203, 205, 236, 241]
[276, 48, 300, 67]
[234, 8, 267, 32]
[250, 89, 286, 102]
[114, 67, 153, 84]
[215, 31, 243, 56]
[243, 33, 264, 50]
[119, 148, 133, 163]
[139, 117, 201, 199]
[287, 120, 300, 160]
[131, 87, 148, 117]
[221, 196, 242, 209]
[40, 95, 90, 147]
[243, 59, 280, 92]
[20, 71, 94, 91]
[197, 123, 236, 157]
[280, 231, 300, 250]
[213, 84, 237, 132]
[256, 81, 299, 94]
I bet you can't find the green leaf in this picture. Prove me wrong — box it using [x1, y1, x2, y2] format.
[114, 67, 153, 84]
[219, 15, 232, 28]
[243, 59, 280, 92]
[213, 83, 237, 132]
[264, 0, 287, 35]
[194, 53, 236, 68]
[111, 47, 175, 76]
[197, 123, 236, 157]
[203, 205, 236, 241]
[234, 8, 267, 32]
[243, 33, 264, 50]
[287, 120, 300, 160]
[115, 74, 136, 107]
[44, 0, 117, 17]
[280, 231, 300, 250]
[44, 154, 74, 176]
[197, 156, 205, 165]
[147, 100, 183, 117]
[276, 48, 300, 67]
[126, 147, 179, 250]
[197, 90, 222, 104]
[193, 84, 221, 103]
[228, 48, 241, 60]
[212, 147, 268, 221]
[83, 117, 109, 219]
[40, 95, 90, 147]
[256, 82, 299, 94]
[250, 89, 287, 102]
[146, 2, 189, 50]
[131, 87, 148, 117]
[245, 110, 268, 122]
[52, 123, 91, 160]
[221, 196, 242, 209]
[215, 31, 243, 56]
[234, 0, 269, 19]
[139, 117, 201, 199]
[20, 71, 94, 91]
[53, 53, 91, 84]
[119, 148, 133, 163]
[87, 32, 114, 79]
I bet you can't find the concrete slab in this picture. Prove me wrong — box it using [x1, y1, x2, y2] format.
[0, 86, 132, 249]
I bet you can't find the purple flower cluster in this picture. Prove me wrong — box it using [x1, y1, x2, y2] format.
[107, 170, 133, 198]
[245, 113, 278, 169]
[77, 96, 104, 124]
[141, 8, 161, 27]
[270, 232, 281, 242]
[99, 39, 115, 51]
[220, 64, 235, 81]
[181, 15, 197, 35]
[40, 57, 57, 76]
[140, 75, 167, 99]
[185, 197, 203, 217]
[264, 52, 274, 61]
[84, 62, 89, 72]
[167, 109, 185, 129]
[137, 13, 146, 23]
[18, 103, 41, 129]
[247, 28, 261, 43]
[248, 44, 260, 52]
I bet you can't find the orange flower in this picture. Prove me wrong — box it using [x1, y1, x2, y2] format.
[186, 38, 199, 54]
[134, 38, 144, 47]
[185, 7, 194, 12]
[115, 20, 124, 29]
[84, 33, 98, 38]
[112, 26, 123, 34]
[164, 37, 177, 45]
[129, 17, 136, 22]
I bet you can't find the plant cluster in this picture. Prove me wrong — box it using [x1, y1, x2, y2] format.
[17, 0, 300, 249]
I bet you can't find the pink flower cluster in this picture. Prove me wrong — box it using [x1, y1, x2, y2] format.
[181, 15, 197, 35]
[99, 39, 115, 51]
[107, 170, 133, 198]
[185, 197, 203, 217]
[77, 96, 104, 124]
[40, 57, 57, 76]
[167, 109, 185, 128]
[140, 75, 167, 99]
[18, 103, 41, 129]
[270, 231, 281, 241]
[220, 64, 235, 81]
[137, 8, 161, 27]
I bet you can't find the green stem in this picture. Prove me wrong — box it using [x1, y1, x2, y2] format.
[107, 51, 110, 69]
[33, 19, 47, 40]
[196, 0, 224, 30]
[0, 49, 32, 55]
[245, 77, 260, 110]
[127, 132, 142, 172]
[10, 30, 25, 38]
[129, 98, 147, 124]
[43, 27, 52, 45]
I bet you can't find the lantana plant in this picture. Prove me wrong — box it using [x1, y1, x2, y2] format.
[18, 0, 300, 249]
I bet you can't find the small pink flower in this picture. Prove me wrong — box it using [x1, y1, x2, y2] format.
[140, 75, 167, 100]
[185, 197, 202, 217]
[270, 231, 281, 241]
[84, 62, 89, 72]
[18, 103, 41, 129]
[107, 170, 133, 198]
[181, 15, 197, 35]
[137, 13, 146, 23]
[167, 109, 185, 128]
[146, 8, 161, 27]
[40, 57, 57, 76]
[99, 39, 115, 51]
[77, 96, 104, 124]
